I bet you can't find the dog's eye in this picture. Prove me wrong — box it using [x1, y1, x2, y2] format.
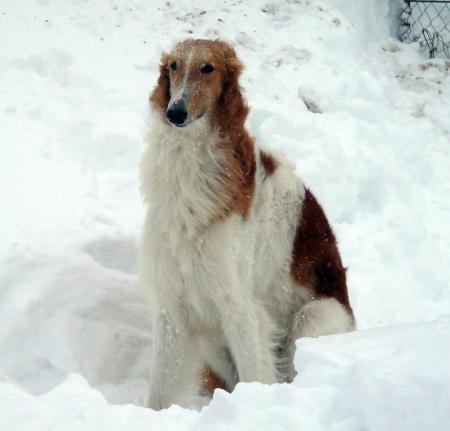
[200, 64, 214, 74]
[170, 61, 177, 71]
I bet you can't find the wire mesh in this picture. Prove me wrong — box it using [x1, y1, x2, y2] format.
[400, 1, 450, 58]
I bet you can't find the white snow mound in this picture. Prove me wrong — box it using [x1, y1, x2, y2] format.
[1, 319, 449, 430]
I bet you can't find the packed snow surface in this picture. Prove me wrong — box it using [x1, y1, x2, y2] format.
[0, 0, 449, 429]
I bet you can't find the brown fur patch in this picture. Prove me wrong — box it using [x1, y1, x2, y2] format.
[201, 366, 229, 395]
[291, 189, 354, 317]
[260, 150, 278, 178]
[150, 53, 170, 113]
[211, 43, 256, 221]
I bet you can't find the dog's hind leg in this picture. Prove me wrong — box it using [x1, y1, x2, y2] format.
[282, 297, 355, 381]
[293, 297, 355, 338]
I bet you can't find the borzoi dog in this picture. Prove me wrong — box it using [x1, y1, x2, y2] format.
[140, 39, 355, 410]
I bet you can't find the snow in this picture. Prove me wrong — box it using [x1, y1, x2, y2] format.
[0, 0, 449, 429]
[2, 319, 449, 430]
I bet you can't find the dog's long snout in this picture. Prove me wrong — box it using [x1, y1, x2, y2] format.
[166, 99, 187, 126]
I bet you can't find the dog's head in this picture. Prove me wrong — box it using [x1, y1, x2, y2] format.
[150, 39, 245, 128]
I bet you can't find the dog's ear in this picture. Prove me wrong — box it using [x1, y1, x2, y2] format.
[218, 40, 238, 61]
[217, 43, 248, 127]
[150, 53, 170, 112]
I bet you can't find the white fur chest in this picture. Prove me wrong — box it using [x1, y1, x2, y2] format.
[140, 117, 230, 322]
[141, 116, 224, 248]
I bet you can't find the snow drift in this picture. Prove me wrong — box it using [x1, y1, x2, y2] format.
[1, 318, 449, 431]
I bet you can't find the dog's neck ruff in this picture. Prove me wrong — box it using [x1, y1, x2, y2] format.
[141, 114, 226, 248]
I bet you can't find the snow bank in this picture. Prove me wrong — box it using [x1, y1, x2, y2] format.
[1, 319, 449, 430]
[1, 0, 449, 429]
[327, 0, 403, 44]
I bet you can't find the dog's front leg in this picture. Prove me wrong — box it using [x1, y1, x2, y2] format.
[222, 302, 278, 385]
[148, 312, 189, 410]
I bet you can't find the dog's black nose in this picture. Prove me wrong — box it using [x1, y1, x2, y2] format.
[166, 100, 187, 126]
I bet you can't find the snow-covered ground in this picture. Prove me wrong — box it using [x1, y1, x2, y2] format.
[0, 0, 449, 429]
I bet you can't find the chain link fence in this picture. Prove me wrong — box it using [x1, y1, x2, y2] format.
[400, 0, 450, 58]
